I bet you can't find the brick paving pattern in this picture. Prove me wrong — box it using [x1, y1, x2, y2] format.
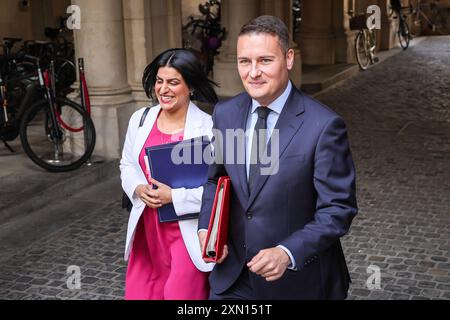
[0, 201, 127, 300]
[316, 36, 450, 300]
[0, 36, 449, 300]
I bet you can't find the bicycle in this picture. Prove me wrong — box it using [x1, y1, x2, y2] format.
[182, 0, 226, 76]
[0, 50, 96, 172]
[389, 0, 413, 49]
[20, 39, 76, 94]
[0, 38, 37, 150]
[349, 11, 379, 70]
[413, 0, 448, 35]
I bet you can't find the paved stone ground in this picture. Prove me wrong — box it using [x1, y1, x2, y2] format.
[0, 36, 449, 300]
[316, 36, 450, 300]
[0, 178, 127, 300]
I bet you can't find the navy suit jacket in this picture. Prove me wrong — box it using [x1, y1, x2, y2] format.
[199, 84, 358, 299]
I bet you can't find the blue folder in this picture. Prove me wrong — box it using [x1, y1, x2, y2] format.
[145, 136, 212, 222]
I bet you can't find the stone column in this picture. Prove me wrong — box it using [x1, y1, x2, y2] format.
[72, 0, 133, 158]
[213, 0, 260, 97]
[122, 0, 182, 104]
[333, 0, 357, 63]
[149, 0, 183, 56]
[297, 0, 335, 65]
[378, 0, 397, 50]
[123, 0, 154, 103]
[260, 0, 302, 87]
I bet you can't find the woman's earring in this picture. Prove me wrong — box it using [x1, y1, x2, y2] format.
[190, 90, 194, 98]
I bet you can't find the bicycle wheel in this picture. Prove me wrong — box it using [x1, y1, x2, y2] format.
[355, 31, 370, 70]
[398, 21, 410, 50]
[20, 97, 96, 172]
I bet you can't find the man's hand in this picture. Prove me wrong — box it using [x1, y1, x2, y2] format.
[216, 244, 228, 264]
[198, 230, 228, 264]
[247, 247, 291, 281]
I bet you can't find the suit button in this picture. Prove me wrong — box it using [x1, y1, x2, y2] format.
[246, 213, 253, 220]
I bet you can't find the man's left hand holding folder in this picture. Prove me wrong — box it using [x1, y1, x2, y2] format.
[198, 231, 228, 264]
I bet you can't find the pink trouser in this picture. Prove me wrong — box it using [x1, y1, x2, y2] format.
[125, 208, 209, 300]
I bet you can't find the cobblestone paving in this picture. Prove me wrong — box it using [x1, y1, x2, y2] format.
[0, 201, 127, 300]
[0, 36, 449, 300]
[316, 36, 450, 300]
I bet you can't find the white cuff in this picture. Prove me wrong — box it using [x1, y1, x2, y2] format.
[277, 245, 297, 271]
[171, 186, 203, 216]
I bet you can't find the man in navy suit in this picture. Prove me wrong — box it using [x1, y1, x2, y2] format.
[198, 15, 358, 300]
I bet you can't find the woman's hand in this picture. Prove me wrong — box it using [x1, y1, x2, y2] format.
[149, 178, 172, 205]
[134, 184, 162, 208]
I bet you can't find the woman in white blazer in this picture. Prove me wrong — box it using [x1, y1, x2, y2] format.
[120, 49, 217, 300]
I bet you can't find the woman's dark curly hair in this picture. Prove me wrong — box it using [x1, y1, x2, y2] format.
[142, 48, 218, 105]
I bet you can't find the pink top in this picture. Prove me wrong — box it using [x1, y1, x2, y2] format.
[138, 118, 184, 181]
[125, 112, 210, 300]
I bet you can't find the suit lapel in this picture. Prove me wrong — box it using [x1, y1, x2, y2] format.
[246, 87, 305, 210]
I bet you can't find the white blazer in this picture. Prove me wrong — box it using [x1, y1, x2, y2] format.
[120, 101, 214, 272]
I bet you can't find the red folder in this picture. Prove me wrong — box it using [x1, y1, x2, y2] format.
[202, 176, 231, 263]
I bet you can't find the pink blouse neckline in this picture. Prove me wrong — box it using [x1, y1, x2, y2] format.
[153, 111, 184, 144]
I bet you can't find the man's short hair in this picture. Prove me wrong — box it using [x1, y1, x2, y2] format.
[238, 15, 289, 53]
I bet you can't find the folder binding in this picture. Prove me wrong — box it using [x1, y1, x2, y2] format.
[202, 176, 231, 262]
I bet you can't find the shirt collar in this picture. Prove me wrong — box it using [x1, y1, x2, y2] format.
[251, 81, 292, 115]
